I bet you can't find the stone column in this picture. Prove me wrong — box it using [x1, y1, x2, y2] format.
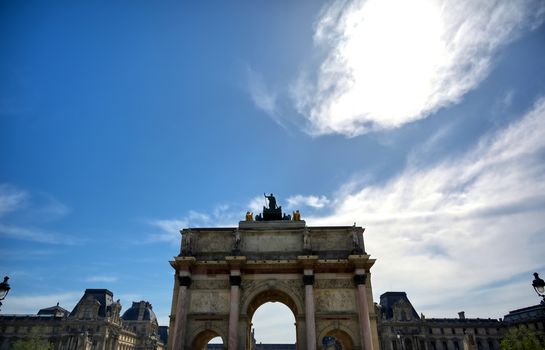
[355, 272, 374, 350]
[172, 274, 191, 350]
[228, 271, 242, 350]
[303, 270, 317, 350]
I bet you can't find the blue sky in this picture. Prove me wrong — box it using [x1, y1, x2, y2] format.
[2, 0, 545, 345]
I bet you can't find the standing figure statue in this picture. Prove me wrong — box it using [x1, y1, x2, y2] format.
[232, 228, 241, 254]
[351, 223, 363, 254]
[303, 226, 311, 252]
[264, 193, 277, 210]
[182, 229, 193, 256]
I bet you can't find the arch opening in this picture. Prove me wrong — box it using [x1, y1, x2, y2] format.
[192, 330, 224, 350]
[321, 329, 354, 350]
[245, 288, 299, 347]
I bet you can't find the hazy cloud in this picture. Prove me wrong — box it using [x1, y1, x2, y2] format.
[291, 0, 545, 136]
[246, 67, 290, 129]
[0, 184, 28, 217]
[286, 194, 330, 209]
[1, 291, 82, 315]
[0, 223, 84, 245]
[148, 206, 242, 244]
[84, 275, 119, 283]
[306, 97, 545, 316]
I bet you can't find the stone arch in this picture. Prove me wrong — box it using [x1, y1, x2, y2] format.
[189, 327, 226, 350]
[241, 280, 304, 319]
[240, 280, 303, 348]
[318, 325, 356, 350]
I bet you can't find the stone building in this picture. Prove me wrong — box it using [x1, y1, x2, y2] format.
[0, 289, 166, 350]
[376, 292, 502, 350]
[168, 195, 378, 350]
[502, 303, 545, 335]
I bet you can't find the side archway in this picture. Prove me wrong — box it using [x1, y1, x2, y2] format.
[189, 328, 226, 350]
[319, 326, 356, 350]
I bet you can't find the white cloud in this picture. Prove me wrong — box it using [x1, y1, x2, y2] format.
[2, 291, 82, 315]
[84, 275, 119, 283]
[286, 194, 330, 209]
[304, 97, 545, 316]
[247, 67, 278, 115]
[292, 0, 545, 136]
[0, 184, 28, 217]
[0, 223, 84, 245]
[148, 206, 242, 244]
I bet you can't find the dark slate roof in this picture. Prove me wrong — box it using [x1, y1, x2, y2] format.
[70, 289, 114, 318]
[38, 303, 70, 317]
[379, 292, 420, 320]
[121, 301, 157, 322]
[503, 304, 545, 323]
[158, 326, 169, 345]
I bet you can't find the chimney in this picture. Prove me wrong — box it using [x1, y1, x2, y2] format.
[458, 311, 465, 320]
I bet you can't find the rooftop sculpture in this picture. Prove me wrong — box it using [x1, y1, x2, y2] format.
[255, 193, 291, 221]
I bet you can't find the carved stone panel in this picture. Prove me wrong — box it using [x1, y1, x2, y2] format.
[315, 289, 356, 312]
[189, 290, 230, 314]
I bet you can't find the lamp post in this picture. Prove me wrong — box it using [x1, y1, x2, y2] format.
[532, 272, 545, 305]
[0, 276, 11, 312]
[397, 332, 404, 350]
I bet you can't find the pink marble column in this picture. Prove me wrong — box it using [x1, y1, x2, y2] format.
[355, 273, 373, 350]
[228, 272, 242, 350]
[172, 275, 191, 350]
[303, 272, 316, 350]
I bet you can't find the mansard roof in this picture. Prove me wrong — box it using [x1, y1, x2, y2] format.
[37, 303, 70, 317]
[70, 289, 114, 318]
[379, 291, 420, 320]
[121, 300, 157, 322]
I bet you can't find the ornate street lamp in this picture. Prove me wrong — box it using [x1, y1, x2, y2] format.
[0, 276, 11, 311]
[532, 272, 545, 305]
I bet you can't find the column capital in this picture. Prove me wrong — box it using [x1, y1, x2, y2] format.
[354, 273, 367, 285]
[178, 276, 192, 287]
[229, 275, 242, 286]
[303, 275, 315, 286]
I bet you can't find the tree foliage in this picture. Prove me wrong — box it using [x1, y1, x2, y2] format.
[501, 326, 545, 350]
[10, 328, 52, 350]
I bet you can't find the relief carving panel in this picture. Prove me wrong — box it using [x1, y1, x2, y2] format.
[315, 289, 356, 312]
[189, 290, 230, 314]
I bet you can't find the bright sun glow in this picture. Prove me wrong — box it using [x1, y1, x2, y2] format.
[292, 0, 542, 136]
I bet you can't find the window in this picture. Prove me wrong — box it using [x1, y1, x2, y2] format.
[431, 341, 437, 350]
[488, 340, 494, 350]
[392, 340, 398, 350]
[442, 341, 448, 350]
[440, 328, 444, 334]
[454, 340, 460, 350]
[452, 328, 456, 334]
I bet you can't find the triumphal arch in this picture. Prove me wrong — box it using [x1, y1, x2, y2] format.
[167, 195, 379, 350]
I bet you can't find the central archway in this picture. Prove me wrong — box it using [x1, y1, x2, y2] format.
[242, 285, 303, 349]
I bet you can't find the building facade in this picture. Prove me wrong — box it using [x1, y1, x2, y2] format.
[376, 292, 520, 350]
[168, 197, 379, 350]
[0, 289, 166, 350]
